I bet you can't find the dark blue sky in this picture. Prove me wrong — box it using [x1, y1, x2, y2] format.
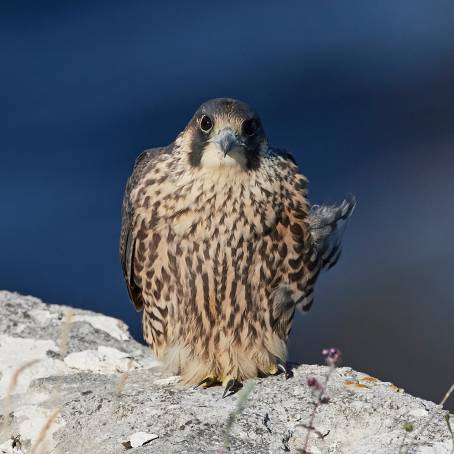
[1, 0, 453, 407]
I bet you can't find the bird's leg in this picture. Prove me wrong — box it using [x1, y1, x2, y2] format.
[222, 376, 243, 398]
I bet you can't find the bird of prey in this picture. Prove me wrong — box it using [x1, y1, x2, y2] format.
[120, 98, 355, 397]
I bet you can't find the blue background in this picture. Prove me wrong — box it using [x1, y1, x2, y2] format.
[1, 1, 453, 408]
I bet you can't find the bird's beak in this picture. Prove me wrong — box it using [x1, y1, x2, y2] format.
[211, 129, 242, 157]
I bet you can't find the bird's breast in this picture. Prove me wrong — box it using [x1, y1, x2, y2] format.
[132, 158, 284, 243]
[170, 178, 280, 241]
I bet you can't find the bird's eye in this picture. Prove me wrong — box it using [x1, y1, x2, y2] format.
[200, 115, 213, 132]
[242, 119, 258, 136]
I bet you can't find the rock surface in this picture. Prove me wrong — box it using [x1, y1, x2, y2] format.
[0, 291, 452, 453]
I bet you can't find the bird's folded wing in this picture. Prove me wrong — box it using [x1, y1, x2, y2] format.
[119, 147, 169, 311]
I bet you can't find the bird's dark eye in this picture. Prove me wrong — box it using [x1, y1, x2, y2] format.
[242, 119, 258, 136]
[200, 115, 213, 132]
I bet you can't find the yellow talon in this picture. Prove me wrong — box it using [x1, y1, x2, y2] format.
[221, 375, 234, 387]
[195, 376, 218, 388]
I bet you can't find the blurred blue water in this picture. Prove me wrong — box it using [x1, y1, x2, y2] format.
[1, 0, 453, 408]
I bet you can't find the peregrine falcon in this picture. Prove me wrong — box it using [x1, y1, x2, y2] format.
[120, 98, 355, 396]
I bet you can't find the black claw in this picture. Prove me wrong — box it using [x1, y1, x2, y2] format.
[222, 379, 242, 398]
[277, 363, 294, 379]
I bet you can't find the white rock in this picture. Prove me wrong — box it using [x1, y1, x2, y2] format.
[408, 407, 429, 418]
[13, 406, 63, 453]
[418, 441, 453, 454]
[29, 308, 57, 324]
[0, 336, 70, 398]
[64, 346, 138, 374]
[1, 291, 451, 454]
[0, 440, 12, 454]
[134, 354, 161, 369]
[127, 432, 159, 447]
[154, 375, 180, 385]
[73, 314, 130, 341]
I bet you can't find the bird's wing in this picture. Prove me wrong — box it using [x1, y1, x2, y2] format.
[270, 149, 355, 316]
[120, 147, 168, 311]
[267, 149, 315, 329]
[271, 147, 297, 165]
[309, 194, 356, 270]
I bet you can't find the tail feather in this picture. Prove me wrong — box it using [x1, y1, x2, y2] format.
[309, 194, 356, 271]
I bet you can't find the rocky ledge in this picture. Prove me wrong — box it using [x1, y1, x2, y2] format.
[0, 291, 452, 453]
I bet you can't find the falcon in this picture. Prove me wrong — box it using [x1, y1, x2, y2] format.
[120, 98, 355, 397]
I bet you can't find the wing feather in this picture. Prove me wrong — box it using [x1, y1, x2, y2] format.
[270, 149, 356, 315]
[309, 194, 356, 270]
[119, 147, 169, 311]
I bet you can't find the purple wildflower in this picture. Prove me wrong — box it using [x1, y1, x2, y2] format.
[322, 347, 342, 367]
[306, 377, 323, 391]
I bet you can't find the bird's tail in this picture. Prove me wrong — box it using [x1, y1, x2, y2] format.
[309, 194, 356, 271]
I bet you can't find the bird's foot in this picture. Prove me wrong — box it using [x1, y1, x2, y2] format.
[222, 376, 243, 398]
[194, 376, 218, 389]
[267, 363, 293, 379]
[194, 375, 243, 397]
[277, 363, 294, 379]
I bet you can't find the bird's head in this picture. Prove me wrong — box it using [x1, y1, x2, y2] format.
[178, 98, 267, 171]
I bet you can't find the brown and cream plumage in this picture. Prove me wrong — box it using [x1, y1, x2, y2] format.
[120, 98, 355, 395]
